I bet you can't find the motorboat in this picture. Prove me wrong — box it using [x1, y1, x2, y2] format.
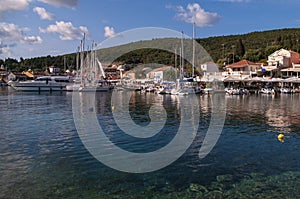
[158, 86, 172, 94]
[280, 88, 295, 94]
[226, 88, 249, 95]
[10, 76, 73, 91]
[260, 88, 275, 95]
[122, 84, 142, 91]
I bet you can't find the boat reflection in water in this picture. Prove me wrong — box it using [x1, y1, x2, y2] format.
[3, 89, 300, 198]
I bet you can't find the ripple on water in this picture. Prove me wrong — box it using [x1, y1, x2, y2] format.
[1, 91, 300, 198]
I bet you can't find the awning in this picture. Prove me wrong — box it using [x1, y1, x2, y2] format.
[283, 77, 300, 83]
[223, 76, 242, 82]
[23, 71, 34, 78]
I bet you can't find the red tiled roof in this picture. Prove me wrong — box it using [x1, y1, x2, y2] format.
[289, 50, 300, 57]
[225, 60, 261, 69]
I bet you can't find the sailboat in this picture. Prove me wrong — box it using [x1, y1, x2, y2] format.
[170, 26, 202, 95]
[66, 38, 113, 92]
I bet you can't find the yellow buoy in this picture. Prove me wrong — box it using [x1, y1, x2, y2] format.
[278, 133, 284, 140]
[278, 133, 284, 142]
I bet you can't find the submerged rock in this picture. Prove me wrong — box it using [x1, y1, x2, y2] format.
[204, 190, 223, 199]
[189, 183, 208, 193]
[216, 174, 233, 183]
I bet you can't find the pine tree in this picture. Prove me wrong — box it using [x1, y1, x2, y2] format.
[236, 39, 245, 59]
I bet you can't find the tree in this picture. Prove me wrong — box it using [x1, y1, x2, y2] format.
[264, 45, 281, 57]
[236, 39, 245, 58]
[243, 49, 263, 62]
[0, 59, 4, 66]
[4, 58, 19, 71]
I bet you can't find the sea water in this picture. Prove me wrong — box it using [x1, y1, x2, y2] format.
[1, 87, 300, 198]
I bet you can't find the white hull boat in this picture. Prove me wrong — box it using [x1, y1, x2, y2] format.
[260, 88, 275, 95]
[66, 84, 113, 92]
[11, 76, 73, 92]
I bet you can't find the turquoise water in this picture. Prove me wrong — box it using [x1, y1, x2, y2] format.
[1, 87, 300, 198]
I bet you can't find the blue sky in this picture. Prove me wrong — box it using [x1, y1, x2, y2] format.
[1, 0, 300, 60]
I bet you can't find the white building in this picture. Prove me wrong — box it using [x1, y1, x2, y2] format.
[146, 66, 176, 81]
[267, 49, 300, 70]
[225, 59, 262, 77]
[200, 62, 219, 73]
[48, 66, 61, 74]
[7, 72, 16, 81]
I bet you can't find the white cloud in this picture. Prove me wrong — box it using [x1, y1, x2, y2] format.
[173, 3, 220, 27]
[38, 0, 78, 8]
[22, 36, 43, 44]
[0, 0, 31, 16]
[104, 26, 116, 38]
[0, 22, 42, 57]
[0, 22, 42, 44]
[39, 21, 88, 40]
[0, 42, 12, 57]
[33, 7, 55, 20]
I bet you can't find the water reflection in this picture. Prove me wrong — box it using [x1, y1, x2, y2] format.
[225, 94, 300, 133]
[1, 89, 300, 198]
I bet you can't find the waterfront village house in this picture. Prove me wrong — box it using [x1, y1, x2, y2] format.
[225, 60, 262, 77]
[146, 66, 176, 81]
[281, 62, 300, 78]
[104, 67, 119, 80]
[7, 72, 16, 81]
[200, 62, 219, 73]
[199, 62, 222, 82]
[123, 70, 136, 79]
[265, 49, 300, 73]
[48, 66, 61, 74]
[264, 48, 300, 78]
[117, 65, 126, 79]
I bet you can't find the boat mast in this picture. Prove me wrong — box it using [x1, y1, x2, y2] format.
[76, 46, 79, 73]
[192, 22, 196, 78]
[80, 36, 84, 86]
[175, 48, 178, 81]
[91, 42, 95, 85]
[181, 31, 184, 80]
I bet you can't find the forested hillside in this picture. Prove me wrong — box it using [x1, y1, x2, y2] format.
[199, 28, 300, 66]
[2, 28, 300, 72]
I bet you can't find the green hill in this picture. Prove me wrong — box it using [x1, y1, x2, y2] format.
[3, 28, 300, 72]
[96, 28, 300, 71]
[199, 28, 300, 66]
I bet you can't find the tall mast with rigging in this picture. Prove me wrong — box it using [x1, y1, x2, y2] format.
[192, 22, 196, 78]
[181, 31, 184, 80]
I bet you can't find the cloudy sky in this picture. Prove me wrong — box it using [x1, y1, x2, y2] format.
[1, 0, 300, 59]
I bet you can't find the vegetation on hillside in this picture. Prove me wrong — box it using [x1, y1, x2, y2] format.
[2, 28, 300, 72]
[199, 28, 300, 66]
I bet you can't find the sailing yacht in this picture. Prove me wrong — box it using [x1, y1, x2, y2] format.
[170, 27, 203, 95]
[66, 39, 113, 92]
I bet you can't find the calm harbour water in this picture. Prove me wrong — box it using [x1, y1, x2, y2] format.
[1, 86, 300, 198]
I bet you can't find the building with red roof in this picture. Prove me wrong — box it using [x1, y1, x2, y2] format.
[225, 60, 262, 75]
[267, 49, 300, 69]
